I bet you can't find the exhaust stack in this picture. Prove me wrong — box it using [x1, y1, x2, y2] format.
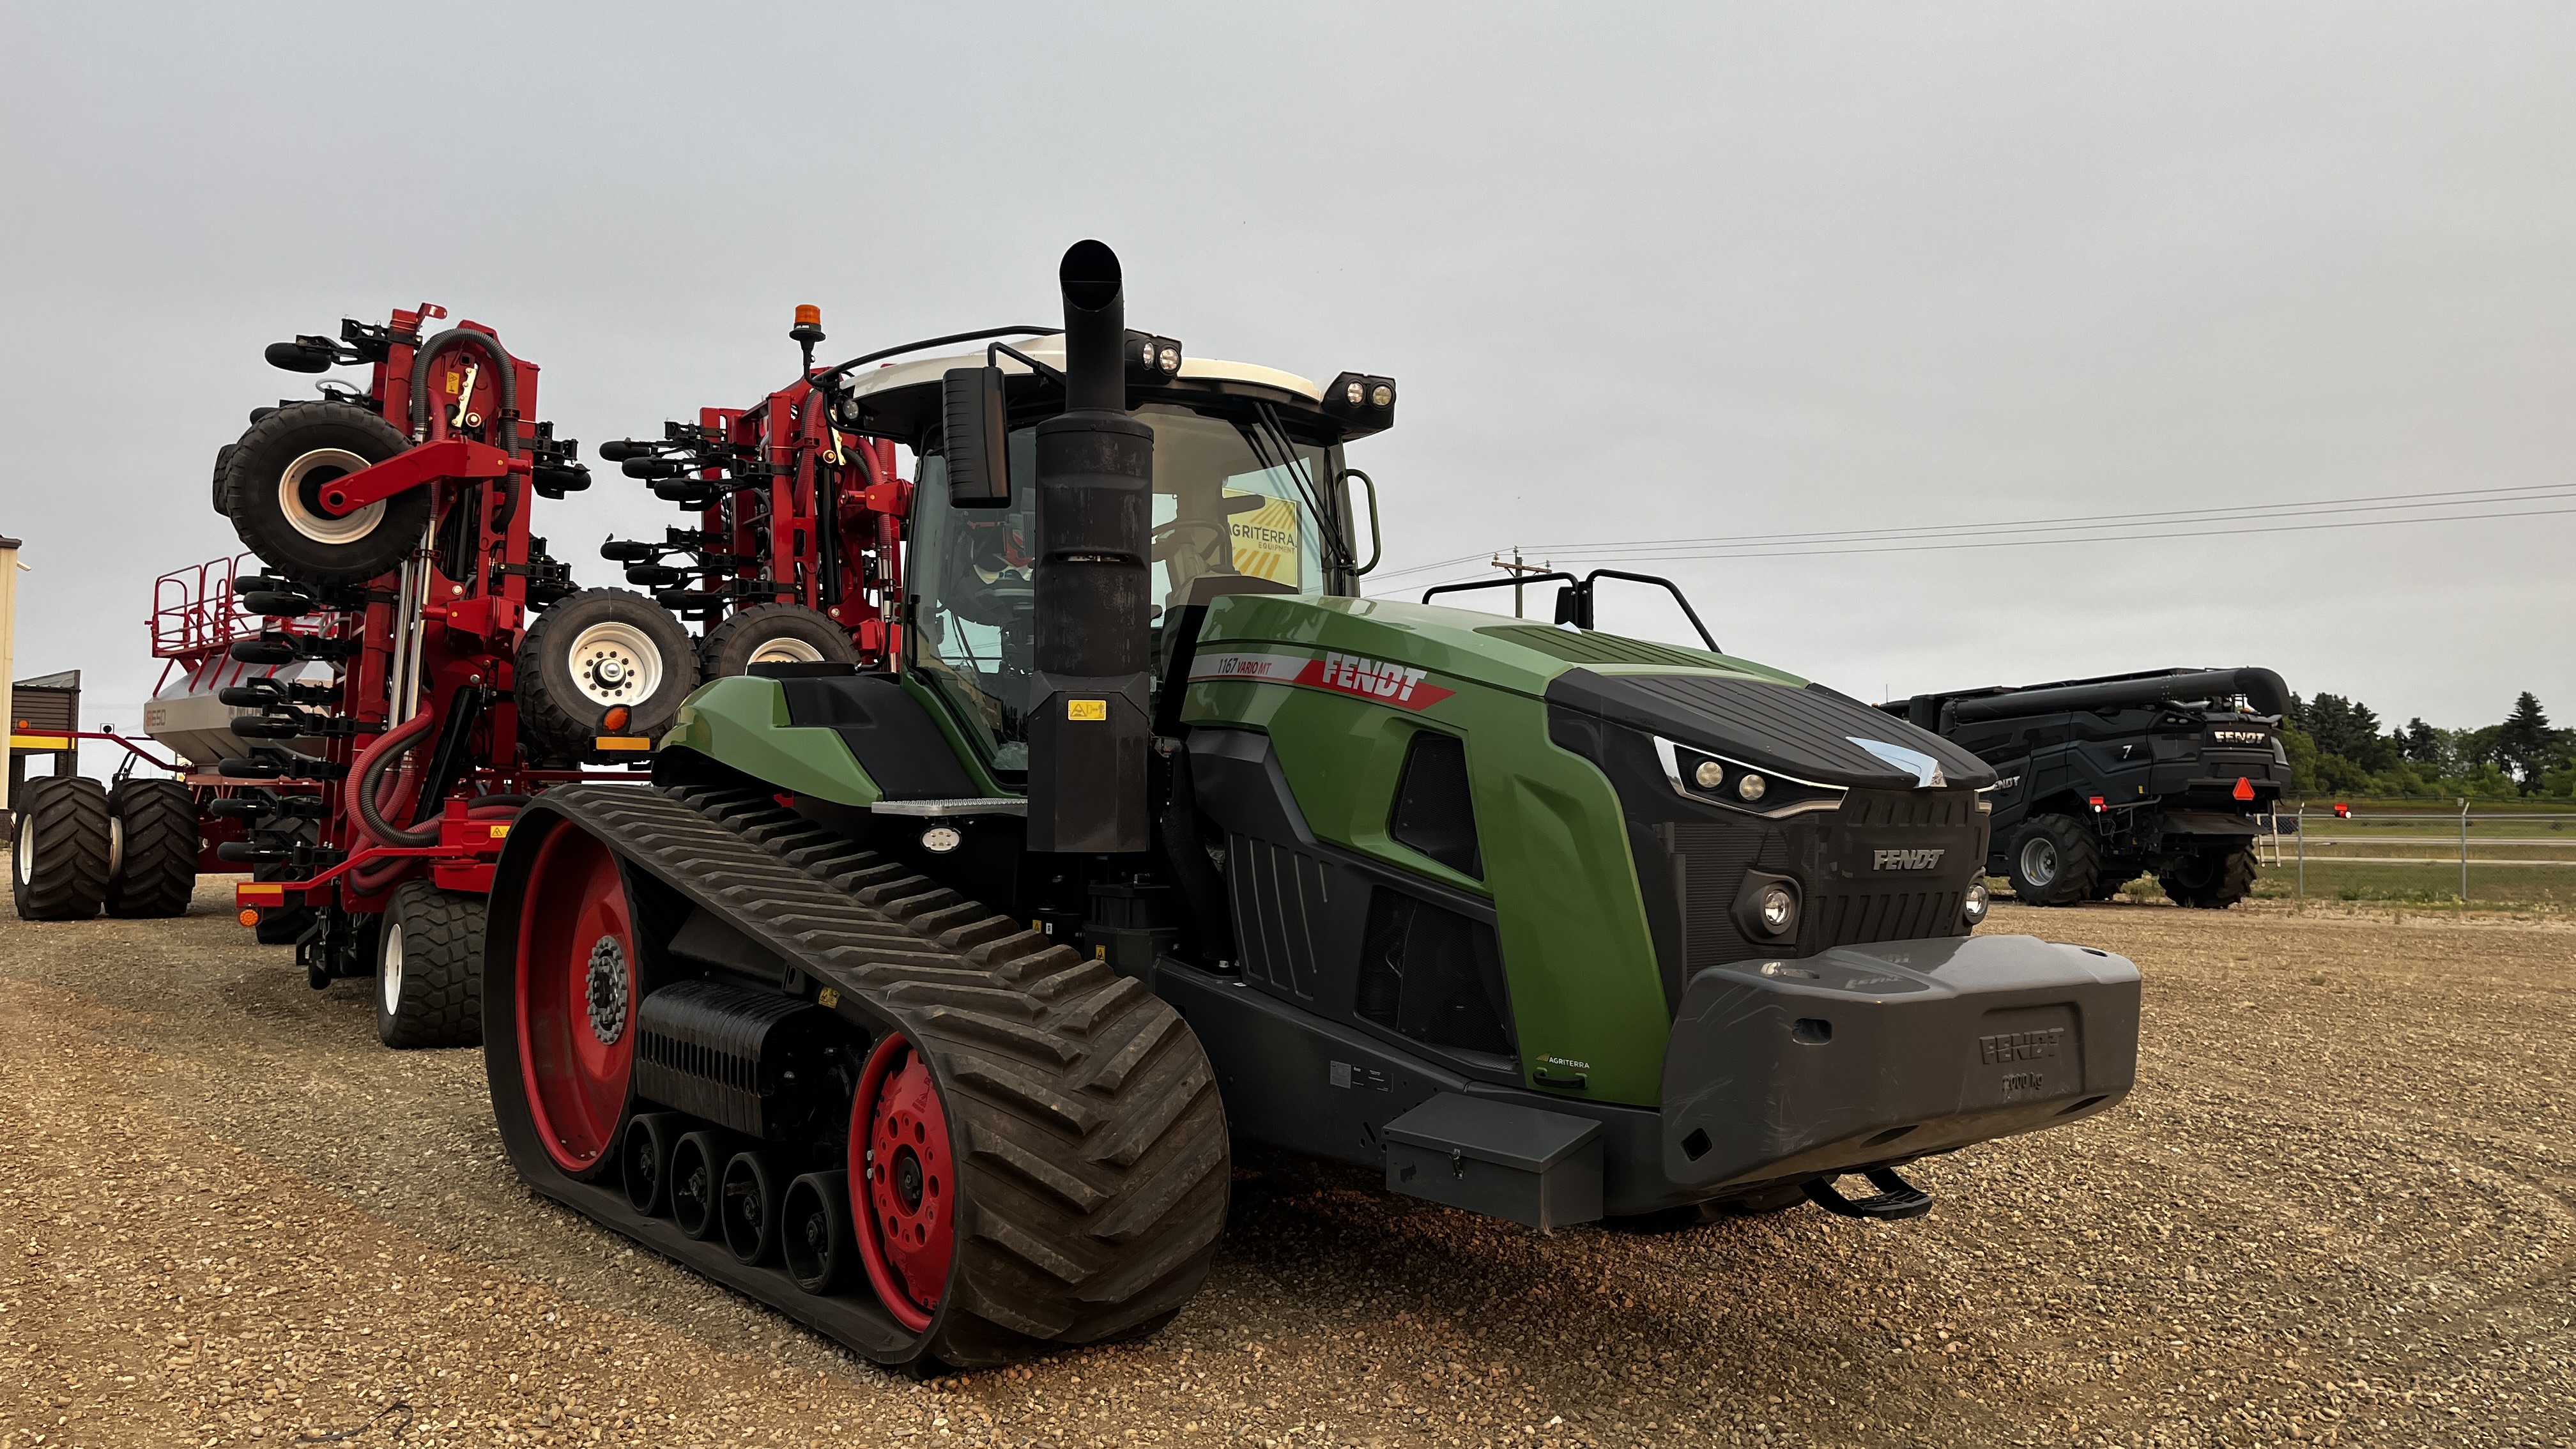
[1026, 240, 1154, 854]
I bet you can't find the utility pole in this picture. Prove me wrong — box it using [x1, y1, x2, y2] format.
[1491, 548, 1553, 620]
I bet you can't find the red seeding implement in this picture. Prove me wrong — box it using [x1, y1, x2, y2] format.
[591, 305, 931, 675]
[14, 303, 710, 1050]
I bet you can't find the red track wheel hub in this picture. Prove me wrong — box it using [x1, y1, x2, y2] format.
[851, 1032, 955, 1331]
[515, 825, 638, 1174]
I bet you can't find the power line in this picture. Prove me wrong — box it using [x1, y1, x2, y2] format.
[1364, 479, 2576, 585]
[1384, 502, 2576, 594]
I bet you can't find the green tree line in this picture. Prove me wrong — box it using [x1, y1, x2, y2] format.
[2281, 690, 2576, 799]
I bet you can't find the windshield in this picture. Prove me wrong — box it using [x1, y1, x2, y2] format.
[909, 402, 1346, 774]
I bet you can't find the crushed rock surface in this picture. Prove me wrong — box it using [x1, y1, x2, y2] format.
[1, 878, 2572, 1448]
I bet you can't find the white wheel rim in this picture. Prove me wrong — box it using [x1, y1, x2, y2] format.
[277, 447, 385, 545]
[107, 818, 124, 882]
[747, 635, 825, 666]
[381, 922, 406, 1015]
[566, 621, 663, 707]
[13, 813, 32, 887]
[2021, 837, 2058, 887]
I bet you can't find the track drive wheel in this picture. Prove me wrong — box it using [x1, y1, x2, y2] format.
[2159, 845, 2259, 910]
[376, 880, 487, 1048]
[514, 588, 696, 763]
[509, 822, 639, 1174]
[222, 402, 424, 585]
[853, 1032, 959, 1331]
[12, 776, 112, 921]
[698, 603, 860, 684]
[2007, 813, 2099, 907]
[105, 778, 199, 919]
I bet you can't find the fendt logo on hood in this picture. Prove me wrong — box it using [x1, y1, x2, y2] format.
[2211, 730, 2269, 745]
[1873, 848, 1947, 871]
[1188, 650, 1456, 712]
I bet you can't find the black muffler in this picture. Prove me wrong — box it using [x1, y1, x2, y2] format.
[1026, 240, 1154, 854]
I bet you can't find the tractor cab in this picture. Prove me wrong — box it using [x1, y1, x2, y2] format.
[831, 337, 1388, 778]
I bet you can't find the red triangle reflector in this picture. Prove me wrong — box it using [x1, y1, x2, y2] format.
[2232, 776, 2255, 801]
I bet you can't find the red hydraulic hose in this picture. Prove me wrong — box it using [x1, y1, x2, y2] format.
[351, 712, 440, 850]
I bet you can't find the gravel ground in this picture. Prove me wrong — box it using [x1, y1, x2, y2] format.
[3, 875, 2572, 1449]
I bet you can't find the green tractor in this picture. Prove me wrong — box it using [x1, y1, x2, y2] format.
[484, 242, 2141, 1369]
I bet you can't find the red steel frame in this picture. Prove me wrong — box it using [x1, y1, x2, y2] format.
[194, 304, 604, 927]
[629, 368, 912, 668]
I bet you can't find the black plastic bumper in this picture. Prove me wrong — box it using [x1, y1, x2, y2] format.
[1658, 933, 2140, 1190]
[1160, 931, 2137, 1223]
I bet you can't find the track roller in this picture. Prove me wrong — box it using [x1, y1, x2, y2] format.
[723, 1151, 785, 1265]
[783, 1172, 856, 1294]
[622, 1112, 686, 1217]
[670, 1130, 732, 1240]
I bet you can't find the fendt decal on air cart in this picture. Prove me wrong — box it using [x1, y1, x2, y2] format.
[1188, 649, 1455, 710]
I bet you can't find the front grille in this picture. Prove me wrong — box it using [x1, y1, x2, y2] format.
[1673, 820, 1768, 976]
[1804, 886, 1965, 951]
[1798, 788, 1983, 954]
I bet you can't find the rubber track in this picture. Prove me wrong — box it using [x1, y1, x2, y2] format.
[106, 779, 199, 919]
[378, 881, 485, 1048]
[527, 783, 1230, 1367]
[14, 776, 112, 921]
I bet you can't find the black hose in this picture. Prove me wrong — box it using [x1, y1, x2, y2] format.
[406, 328, 519, 443]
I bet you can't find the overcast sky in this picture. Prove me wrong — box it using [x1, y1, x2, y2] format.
[3, 3, 2568, 763]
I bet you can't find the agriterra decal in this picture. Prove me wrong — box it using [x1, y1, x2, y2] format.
[1188, 650, 1456, 712]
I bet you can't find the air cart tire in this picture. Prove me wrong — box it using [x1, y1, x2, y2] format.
[12, 776, 112, 921]
[223, 402, 424, 585]
[105, 778, 199, 919]
[698, 603, 859, 683]
[2160, 845, 2258, 910]
[514, 589, 696, 763]
[2007, 813, 2099, 907]
[374, 880, 486, 1049]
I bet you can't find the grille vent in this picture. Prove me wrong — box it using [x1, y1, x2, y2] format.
[1226, 834, 1329, 1000]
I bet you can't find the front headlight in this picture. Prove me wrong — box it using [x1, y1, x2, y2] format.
[1962, 879, 1990, 926]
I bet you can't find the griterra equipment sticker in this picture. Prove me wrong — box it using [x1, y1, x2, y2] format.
[1188, 650, 1456, 712]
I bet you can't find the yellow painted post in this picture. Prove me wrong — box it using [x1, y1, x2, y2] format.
[0, 535, 19, 822]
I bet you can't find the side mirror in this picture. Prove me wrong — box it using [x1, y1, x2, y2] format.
[940, 366, 1011, 508]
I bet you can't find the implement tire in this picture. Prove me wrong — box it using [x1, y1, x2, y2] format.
[514, 589, 696, 763]
[105, 779, 199, 918]
[698, 603, 859, 684]
[2007, 813, 2099, 907]
[2161, 845, 2259, 910]
[13, 776, 112, 921]
[224, 402, 424, 585]
[376, 880, 486, 1048]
